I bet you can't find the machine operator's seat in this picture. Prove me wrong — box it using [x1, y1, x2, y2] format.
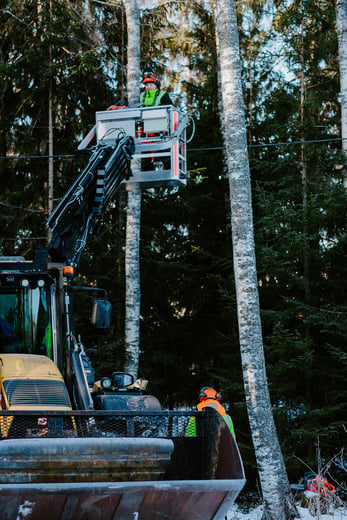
[0, 318, 19, 353]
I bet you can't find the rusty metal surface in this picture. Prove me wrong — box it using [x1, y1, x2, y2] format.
[0, 437, 174, 484]
[0, 480, 246, 520]
[0, 408, 246, 518]
[204, 409, 245, 480]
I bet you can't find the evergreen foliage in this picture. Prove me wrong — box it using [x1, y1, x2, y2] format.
[0, 0, 122, 255]
[248, 0, 346, 481]
[0, 0, 345, 489]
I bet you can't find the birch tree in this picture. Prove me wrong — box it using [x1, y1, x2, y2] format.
[213, 1, 295, 518]
[336, 0, 347, 188]
[123, 0, 142, 379]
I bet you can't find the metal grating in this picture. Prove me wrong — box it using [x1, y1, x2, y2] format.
[4, 380, 71, 407]
[0, 411, 203, 440]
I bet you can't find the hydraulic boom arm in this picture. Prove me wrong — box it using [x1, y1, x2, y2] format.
[47, 133, 134, 266]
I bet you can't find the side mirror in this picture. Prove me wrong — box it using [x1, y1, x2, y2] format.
[111, 372, 134, 389]
[92, 299, 112, 329]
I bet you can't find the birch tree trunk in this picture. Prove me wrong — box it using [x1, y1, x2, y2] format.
[336, 0, 347, 188]
[48, 0, 53, 242]
[123, 0, 141, 378]
[48, 80, 53, 241]
[213, 1, 295, 518]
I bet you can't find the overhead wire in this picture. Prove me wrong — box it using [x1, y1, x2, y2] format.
[0, 137, 345, 160]
[189, 137, 347, 152]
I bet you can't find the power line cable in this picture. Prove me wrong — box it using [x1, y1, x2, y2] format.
[189, 137, 346, 152]
[0, 154, 78, 160]
[0, 137, 345, 161]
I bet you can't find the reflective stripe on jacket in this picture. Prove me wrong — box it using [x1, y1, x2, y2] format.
[140, 89, 168, 107]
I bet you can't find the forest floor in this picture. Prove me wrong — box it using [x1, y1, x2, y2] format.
[228, 500, 347, 519]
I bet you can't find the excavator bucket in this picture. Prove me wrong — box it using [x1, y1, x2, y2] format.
[0, 408, 245, 519]
[0, 481, 244, 520]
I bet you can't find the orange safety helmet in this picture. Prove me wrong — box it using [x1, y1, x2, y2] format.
[199, 387, 222, 402]
[142, 71, 160, 87]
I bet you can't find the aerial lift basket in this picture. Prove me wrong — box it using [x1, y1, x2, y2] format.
[78, 105, 188, 188]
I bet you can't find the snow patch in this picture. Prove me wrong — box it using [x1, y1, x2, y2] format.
[16, 500, 36, 519]
[227, 504, 347, 519]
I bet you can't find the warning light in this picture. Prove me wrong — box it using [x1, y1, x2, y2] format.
[63, 266, 74, 276]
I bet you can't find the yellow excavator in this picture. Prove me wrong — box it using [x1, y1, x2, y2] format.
[0, 107, 245, 520]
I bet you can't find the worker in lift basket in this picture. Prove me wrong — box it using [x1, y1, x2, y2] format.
[107, 68, 174, 169]
[185, 387, 235, 437]
[140, 68, 174, 171]
[140, 70, 174, 107]
[107, 68, 174, 110]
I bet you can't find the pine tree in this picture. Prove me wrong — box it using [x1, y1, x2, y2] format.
[249, 0, 347, 478]
[0, 0, 122, 256]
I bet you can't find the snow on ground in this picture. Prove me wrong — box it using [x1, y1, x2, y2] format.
[227, 504, 347, 520]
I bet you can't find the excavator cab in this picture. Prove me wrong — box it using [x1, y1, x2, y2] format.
[0, 258, 55, 359]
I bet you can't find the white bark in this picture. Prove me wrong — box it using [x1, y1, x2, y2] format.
[125, 0, 141, 107]
[48, 0, 53, 242]
[213, 1, 294, 519]
[336, 0, 347, 188]
[123, 0, 142, 379]
[48, 82, 53, 241]
[124, 188, 142, 378]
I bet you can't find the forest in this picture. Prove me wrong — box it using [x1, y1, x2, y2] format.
[1, 0, 346, 502]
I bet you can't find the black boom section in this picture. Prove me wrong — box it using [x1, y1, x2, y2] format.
[47, 135, 134, 266]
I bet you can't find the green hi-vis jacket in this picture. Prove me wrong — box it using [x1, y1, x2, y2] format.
[140, 88, 172, 107]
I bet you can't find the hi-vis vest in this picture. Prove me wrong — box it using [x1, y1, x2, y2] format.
[186, 399, 235, 438]
[140, 89, 167, 107]
[197, 398, 226, 415]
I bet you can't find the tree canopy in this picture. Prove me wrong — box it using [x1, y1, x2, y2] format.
[0, 0, 346, 492]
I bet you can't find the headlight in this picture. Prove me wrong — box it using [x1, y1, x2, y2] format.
[100, 377, 112, 390]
